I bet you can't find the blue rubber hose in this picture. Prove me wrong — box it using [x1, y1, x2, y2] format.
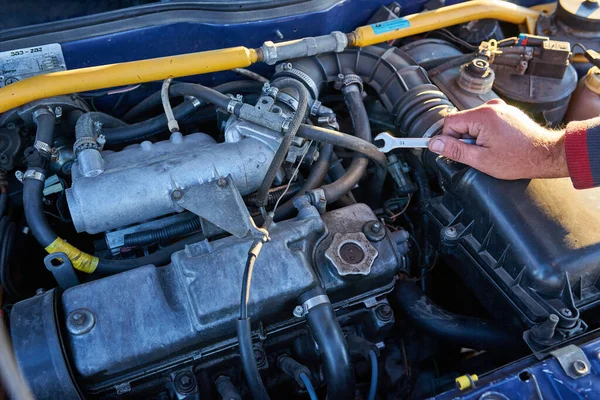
[368, 350, 378, 400]
[300, 372, 318, 400]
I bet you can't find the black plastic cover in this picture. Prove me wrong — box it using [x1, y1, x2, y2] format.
[427, 159, 599, 338]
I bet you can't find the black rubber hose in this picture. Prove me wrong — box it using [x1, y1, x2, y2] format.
[23, 177, 56, 247]
[273, 143, 333, 220]
[394, 280, 519, 350]
[103, 100, 197, 145]
[320, 87, 370, 203]
[33, 111, 56, 149]
[404, 153, 434, 284]
[0, 191, 7, 220]
[123, 216, 202, 247]
[299, 287, 355, 400]
[296, 125, 387, 168]
[123, 80, 262, 122]
[237, 319, 270, 400]
[254, 78, 309, 208]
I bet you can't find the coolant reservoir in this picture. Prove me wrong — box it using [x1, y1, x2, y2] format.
[565, 66, 600, 122]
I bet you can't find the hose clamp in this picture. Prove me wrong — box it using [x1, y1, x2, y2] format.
[184, 95, 202, 108]
[341, 74, 364, 93]
[294, 294, 330, 318]
[23, 169, 46, 182]
[73, 136, 99, 155]
[227, 99, 242, 114]
[274, 67, 319, 99]
[309, 99, 322, 117]
[262, 82, 279, 99]
[422, 118, 448, 139]
[34, 140, 53, 155]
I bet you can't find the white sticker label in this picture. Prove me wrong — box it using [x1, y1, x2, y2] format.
[0, 43, 66, 88]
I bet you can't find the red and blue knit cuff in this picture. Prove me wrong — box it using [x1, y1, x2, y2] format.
[565, 119, 600, 189]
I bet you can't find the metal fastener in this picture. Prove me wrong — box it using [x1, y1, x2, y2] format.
[217, 177, 228, 188]
[174, 371, 196, 393]
[443, 226, 458, 239]
[573, 359, 589, 376]
[67, 309, 96, 335]
[254, 348, 267, 368]
[561, 308, 573, 317]
[275, 29, 284, 39]
[171, 189, 184, 201]
[293, 305, 304, 318]
[363, 220, 386, 242]
[375, 304, 394, 322]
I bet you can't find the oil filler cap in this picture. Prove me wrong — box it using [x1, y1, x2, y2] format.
[557, 0, 600, 32]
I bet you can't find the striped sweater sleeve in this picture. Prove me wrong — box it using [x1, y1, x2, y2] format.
[565, 117, 600, 189]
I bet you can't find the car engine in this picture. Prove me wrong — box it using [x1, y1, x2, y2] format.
[2, 1, 600, 399]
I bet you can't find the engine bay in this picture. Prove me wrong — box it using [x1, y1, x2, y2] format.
[2, 1, 600, 399]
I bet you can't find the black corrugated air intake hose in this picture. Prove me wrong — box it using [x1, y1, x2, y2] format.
[394, 280, 520, 350]
[275, 45, 455, 138]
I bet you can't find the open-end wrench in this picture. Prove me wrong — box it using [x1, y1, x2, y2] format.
[374, 132, 476, 153]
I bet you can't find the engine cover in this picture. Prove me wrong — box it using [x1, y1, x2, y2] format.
[11, 203, 404, 395]
[428, 158, 600, 348]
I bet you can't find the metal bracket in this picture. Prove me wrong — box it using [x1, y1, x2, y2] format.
[44, 252, 79, 289]
[549, 344, 591, 379]
[174, 175, 267, 239]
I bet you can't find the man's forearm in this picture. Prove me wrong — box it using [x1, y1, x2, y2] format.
[565, 117, 600, 189]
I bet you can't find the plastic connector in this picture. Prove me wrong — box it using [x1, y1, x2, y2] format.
[277, 355, 313, 389]
[345, 332, 379, 360]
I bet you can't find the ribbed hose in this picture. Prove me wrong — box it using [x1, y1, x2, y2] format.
[123, 216, 202, 247]
[254, 78, 309, 208]
[276, 46, 455, 138]
[394, 280, 519, 350]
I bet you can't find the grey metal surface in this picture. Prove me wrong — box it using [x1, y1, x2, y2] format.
[174, 175, 265, 239]
[261, 32, 347, 65]
[60, 203, 402, 381]
[67, 131, 275, 234]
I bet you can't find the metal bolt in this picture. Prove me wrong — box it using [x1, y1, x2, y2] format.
[275, 29, 284, 39]
[573, 360, 589, 376]
[392, 6, 401, 14]
[35, 288, 45, 296]
[339, 242, 365, 264]
[372, 222, 383, 233]
[282, 63, 293, 71]
[293, 305, 304, 318]
[174, 371, 196, 393]
[54, 106, 63, 119]
[6, 122, 16, 130]
[443, 226, 458, 239]
[254, 348, 267, 368]
[66, 309, 96, 335]
[375, 304, 394, 322]
[217, 177, 228, 188]
[171, 189, 184, 201]
[22, 226, 30, 235]
[561, 308, 573, 317]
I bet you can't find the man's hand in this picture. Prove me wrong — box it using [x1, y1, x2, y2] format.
[427, 99, 569, 180]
